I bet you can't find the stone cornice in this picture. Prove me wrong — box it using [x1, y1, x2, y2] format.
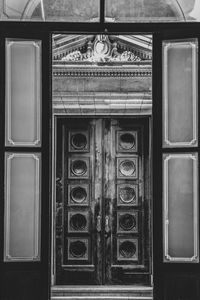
[53, 65, 152, 78]
[53, 91, 152, 99]
[52, 91, 152, 115]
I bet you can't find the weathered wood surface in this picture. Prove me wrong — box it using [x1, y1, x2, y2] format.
[55, 118, 151, 285]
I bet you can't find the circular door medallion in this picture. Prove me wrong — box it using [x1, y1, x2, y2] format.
[119, 186, 136, 203]
[119, 133, 135, 150]
[70, 213, 87, 231]
[71, 133, 87, 150]
[71, 160, 87, 176]
[119, 160, 135, 177]
[71, 186, 87, 203]
[69, 240, 87, 258]
[119, 240, 136, 258]
[119, 214, 136, 231]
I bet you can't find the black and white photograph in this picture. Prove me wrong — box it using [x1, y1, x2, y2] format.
[0, 1, 200, 300]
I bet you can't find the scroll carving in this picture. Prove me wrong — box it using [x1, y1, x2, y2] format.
[60, 35, 144, 62]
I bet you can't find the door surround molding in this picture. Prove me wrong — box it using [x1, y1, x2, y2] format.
[51, 115, 152, 288]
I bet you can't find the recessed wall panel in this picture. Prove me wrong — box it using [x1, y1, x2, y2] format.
[5, 40, 41, 146]
[163, 153, 199, 262]
[4, 153, 41, 261]
[162, 39, 198, 147]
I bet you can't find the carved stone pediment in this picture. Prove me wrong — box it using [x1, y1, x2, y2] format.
[61, 35, 142, 63]
[53, 35, 152, 63]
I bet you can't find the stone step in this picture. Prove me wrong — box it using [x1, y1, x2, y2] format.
[51, 286, 153, 300]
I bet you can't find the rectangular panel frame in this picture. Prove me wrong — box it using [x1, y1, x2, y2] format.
[5, 39, 42, 147]
[67, 237, 89, 261]
[117, 238, 138, 261]
[68, 157, 90, 179]
[163, 153, 199, 263]
[117, 156, 138, 179]
[4, 152, 41, 261]
[117, 211, 138, 233]
[162, 39, 198, 148]
[67, 211, 89, 233]
[68, 183, 90, 206]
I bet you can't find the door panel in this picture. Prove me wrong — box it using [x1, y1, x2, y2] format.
[104, 119, 150, 284]
[56, 119, 102, 284]
[55, 117, 151, 285]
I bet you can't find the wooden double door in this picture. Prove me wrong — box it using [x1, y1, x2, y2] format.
[55, 117, 151, 285]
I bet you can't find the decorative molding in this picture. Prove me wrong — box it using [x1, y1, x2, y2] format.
[62, 49, 142, 62]
[53, 35, 152, 62]
[53, 35, 152, 78]
[117, 238, 138, 261]
[163, 153, 199, 263]
[4, 153, 41, 262]
[53, 66, 152, 78]
[53, 92, 152, 115]
[162, 39, 198, 148]
[5, 40, 41, 147]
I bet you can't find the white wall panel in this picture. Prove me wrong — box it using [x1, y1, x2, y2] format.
[5, 40, 41, 146]
[4, 153, 41, 261]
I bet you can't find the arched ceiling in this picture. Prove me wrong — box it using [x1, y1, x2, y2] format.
[2, 0, 200, 21]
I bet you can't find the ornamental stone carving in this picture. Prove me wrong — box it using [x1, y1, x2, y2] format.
[60, 35, 143, 62]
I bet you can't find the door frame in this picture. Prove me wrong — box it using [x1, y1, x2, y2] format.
[51, 114, 152, 287]
[0, 21, 200, 300]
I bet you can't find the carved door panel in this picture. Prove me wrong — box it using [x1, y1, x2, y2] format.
[55, 118, 150, 285]
[56, 118, 103, 284]
[104, 119, 150, 285]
